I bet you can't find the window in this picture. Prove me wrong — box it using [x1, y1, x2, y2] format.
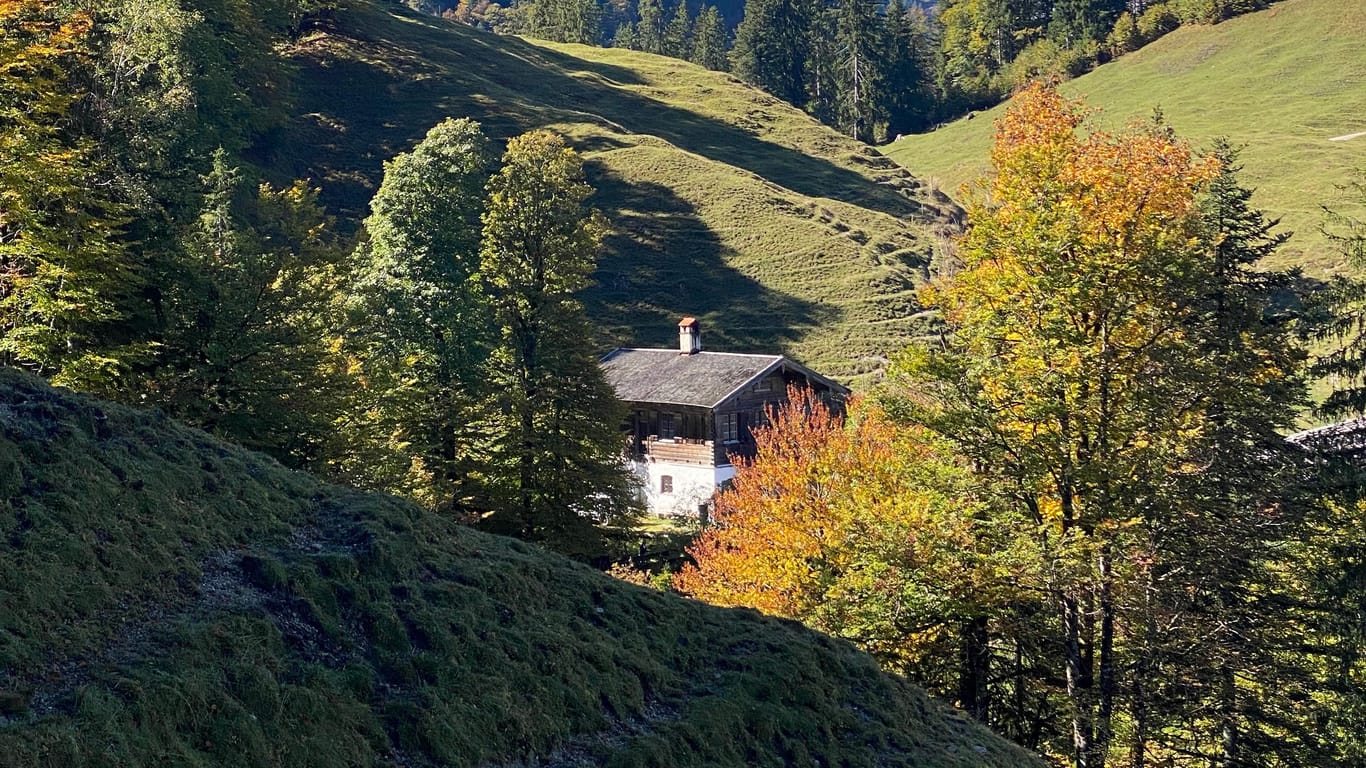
[659, 412, 676, 440]
[755, 378, 774, 393]
[720, 413, 739, 442]
[660, 475, 673, 494]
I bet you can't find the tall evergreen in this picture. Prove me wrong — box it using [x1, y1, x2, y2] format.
[662, 0, 692, 58]
[730, 0, 813, 106]
[833, 0, 886, 142]
[883, 0, 937, 135]
[613, 19, 638, 48]
[636, 0, 665, 53]
[689, 4, 729, 70]
[1313, 173, 1366, 416]
[568, 0, 603, 44]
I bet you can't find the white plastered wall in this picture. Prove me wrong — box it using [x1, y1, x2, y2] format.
[632, 460, 734, 517]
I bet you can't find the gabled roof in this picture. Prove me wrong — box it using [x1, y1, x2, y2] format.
[599, 348, 847, 409]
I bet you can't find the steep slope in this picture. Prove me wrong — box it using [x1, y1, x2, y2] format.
[882, 0, 1366, 273]
[0, 369, 1039, 767]
[265, 1, 959, 383]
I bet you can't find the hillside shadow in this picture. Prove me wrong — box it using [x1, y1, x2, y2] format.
[584, 168, 840, 353]
[274, 2, 931, 223]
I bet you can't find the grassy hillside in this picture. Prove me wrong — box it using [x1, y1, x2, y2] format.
[264, 1, 959, 384]
[0, 369, 1039, 767]
[882, 0, 1366, 274]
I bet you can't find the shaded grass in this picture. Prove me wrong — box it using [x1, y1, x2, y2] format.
[0, 369, 1040, 766]
[266, 2, 959, 384]
[882, 0, 1366, 274]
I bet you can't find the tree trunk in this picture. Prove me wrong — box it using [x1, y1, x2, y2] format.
[1094, 547, 1116, 765]
[959, 615, 991, 721]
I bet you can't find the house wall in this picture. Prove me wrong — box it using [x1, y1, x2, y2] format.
[631, 459, 735, 518]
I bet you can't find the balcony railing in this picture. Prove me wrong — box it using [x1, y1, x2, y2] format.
[632, 436, 716, 466]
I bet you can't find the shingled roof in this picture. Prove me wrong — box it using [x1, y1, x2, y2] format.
[600, 349, 786, 408]
[1287, 416, 1366, 458]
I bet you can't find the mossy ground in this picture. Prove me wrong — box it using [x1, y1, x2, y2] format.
[882, 0, 1366, 275]
[264, 1, 960, 385]
[0, 369, 1039, 766]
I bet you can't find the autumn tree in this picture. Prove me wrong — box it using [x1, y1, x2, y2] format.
[0, 0, 133, 389]
[676, 389, 1043, 722]
[143, 149, 349, 464]
[889, 83, 1231, 767]
[477, 130, 639, 554]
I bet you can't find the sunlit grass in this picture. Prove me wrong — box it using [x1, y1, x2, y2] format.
[273, 2, 960, 386]
[883, 0, 1366, 275]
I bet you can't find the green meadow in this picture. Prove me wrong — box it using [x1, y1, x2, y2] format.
[883, 0, 1366, 274]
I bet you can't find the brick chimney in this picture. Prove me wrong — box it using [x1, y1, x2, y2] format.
[679, 316, 701, 355]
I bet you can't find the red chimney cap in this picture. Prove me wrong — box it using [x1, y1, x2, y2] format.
[679, 316, 699, 328]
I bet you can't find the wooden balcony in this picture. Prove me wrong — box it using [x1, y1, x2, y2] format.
[641, 436, 716, 466]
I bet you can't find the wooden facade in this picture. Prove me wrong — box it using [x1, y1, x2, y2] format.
[622, 368, 842, 468]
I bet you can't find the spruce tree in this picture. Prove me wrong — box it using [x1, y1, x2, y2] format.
[730, 0, 813, 106]
[613, 19, 638, 48]
[567, 0, 602, 44]
[478, 130, 640, 554]
[662, 0, 692, 59]
[833, 0, 886, 142]
[1313, 172, 1366, 416]
[883, 0, 936, 135]
[689, 5, 729, 70]
[636, 0, 665, 53]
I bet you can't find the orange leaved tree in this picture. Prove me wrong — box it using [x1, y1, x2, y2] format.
[675, 387, 1038, 718]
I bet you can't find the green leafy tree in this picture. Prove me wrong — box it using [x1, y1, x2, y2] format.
[477, 130, 639, 554]
[342, 118, 495, 511]
[688, 4, 728, 70]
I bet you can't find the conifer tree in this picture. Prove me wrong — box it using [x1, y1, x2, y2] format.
[662, 0, 692, 58]
[833, 0, 886, 142]
[478, 130, 639, 554]
[883, 0, 937, 135]
[730, 0, 813, 106]
[688, 5, 728, 70]
[613, 19, 638, 47]
[636, 0, 665, 53]
[567, 0, 602, 44]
